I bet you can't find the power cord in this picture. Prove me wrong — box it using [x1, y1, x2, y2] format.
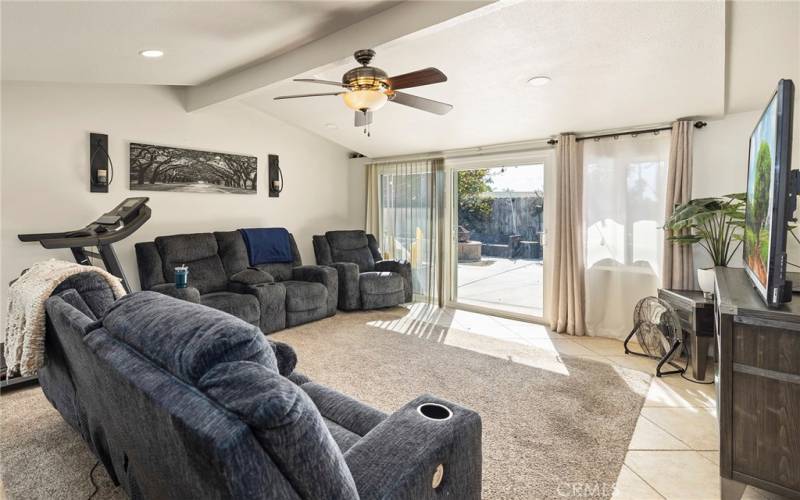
[87, 460, 100, 500]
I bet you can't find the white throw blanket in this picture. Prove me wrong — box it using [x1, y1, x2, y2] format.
[4, 259, 127, 377]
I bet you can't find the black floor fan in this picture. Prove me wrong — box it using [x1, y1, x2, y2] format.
[624, 296, 686, 377]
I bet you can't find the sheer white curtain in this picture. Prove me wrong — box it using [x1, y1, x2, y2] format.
[370, 159, 445, 305]
[583, 134, 671, 338]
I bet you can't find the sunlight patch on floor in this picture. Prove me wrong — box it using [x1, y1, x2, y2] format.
[368, 305, 571, 375]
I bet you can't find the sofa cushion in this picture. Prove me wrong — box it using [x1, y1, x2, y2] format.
[324, 418, 361, 453]
[53, 272, 116, 319]
[254, 262, 294, 282]
[359, 272, 404, 296]
[217, 231, 303, 280]
[56, 289, 97, 320]
[200, 292, 261, 326]
[102, 291, 276, 385]
[229, 268, 274, 286]
[325, 230, 369, 250]
[361, 289, 406, 310]
[156, 233, 227, 294]
[198, 361, 359, 499]
[283, 281, 327, 312]
[214, 231, 251, 277]
[326, 231, 374, 273]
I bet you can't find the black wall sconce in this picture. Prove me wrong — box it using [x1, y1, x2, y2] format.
[90, 132, 114, 193]
[268, 154, 283, 197]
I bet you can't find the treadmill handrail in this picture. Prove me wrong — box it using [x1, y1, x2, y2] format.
[18, 206, 151, 249]
[18, 231, 89, 242]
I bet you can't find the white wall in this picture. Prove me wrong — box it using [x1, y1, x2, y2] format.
[1, 81, 364, 313]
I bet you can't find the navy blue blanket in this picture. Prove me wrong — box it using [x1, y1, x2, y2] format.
[239, 228, 294, 265]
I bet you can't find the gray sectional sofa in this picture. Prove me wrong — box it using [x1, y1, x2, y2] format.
[39, 273, 483, 499]
[313, 230, 412, 310]
[135, 231, 337, 333]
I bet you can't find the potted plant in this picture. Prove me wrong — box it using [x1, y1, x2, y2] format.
[664, 193, 746, 295]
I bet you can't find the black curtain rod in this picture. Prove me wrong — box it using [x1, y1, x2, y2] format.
[546, 121, 707, 145]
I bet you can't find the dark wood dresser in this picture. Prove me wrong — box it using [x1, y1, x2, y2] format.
[715, 267, 800, 499]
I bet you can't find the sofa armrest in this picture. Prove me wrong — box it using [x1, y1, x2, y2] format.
[292, 265, 338, 316]
[267, 340, 297, 377]
[329, 262, 361, 310]
[374, 260, 412, 302]
[227, 281, 286, 334]
[230, 268, 274, 286]
[344, 395, 482, 500]
[150, 283, 201, 303]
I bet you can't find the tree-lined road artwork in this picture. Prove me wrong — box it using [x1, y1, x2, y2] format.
[129, 143, 257, 195]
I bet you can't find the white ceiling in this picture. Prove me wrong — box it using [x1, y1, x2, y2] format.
[1, 0, 394, 85]
[3, 0, 797, 159]
[242, 0, 726, 157]
[725, 1, 800, 114]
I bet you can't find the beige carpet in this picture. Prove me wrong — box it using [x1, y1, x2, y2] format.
[0, 307, 650, 499]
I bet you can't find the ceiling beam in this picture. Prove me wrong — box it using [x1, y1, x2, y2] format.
[184, 1, 493, 112]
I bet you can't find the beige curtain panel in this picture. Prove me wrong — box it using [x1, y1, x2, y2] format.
[549, 134, 586, 336]
[366, 158, 445, 306]
[662, 120, 694, 290]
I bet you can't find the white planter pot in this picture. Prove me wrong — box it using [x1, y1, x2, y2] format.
[697, 268, 716, 297]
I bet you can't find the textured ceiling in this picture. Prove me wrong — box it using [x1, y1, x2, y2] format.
[242, 1, 726, 157]
[3, 1, 795, 159]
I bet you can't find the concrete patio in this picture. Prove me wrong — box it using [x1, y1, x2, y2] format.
[456, 256, 543, 317]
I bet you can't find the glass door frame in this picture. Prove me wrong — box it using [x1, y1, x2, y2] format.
[444, 149, 555, 324]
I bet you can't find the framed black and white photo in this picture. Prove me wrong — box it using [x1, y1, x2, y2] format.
[129, 143, 257, 194]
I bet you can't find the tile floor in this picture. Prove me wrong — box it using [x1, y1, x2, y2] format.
[386, 304, 786, 500]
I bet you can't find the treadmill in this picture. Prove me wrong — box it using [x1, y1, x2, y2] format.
[18, 197, 151, 293]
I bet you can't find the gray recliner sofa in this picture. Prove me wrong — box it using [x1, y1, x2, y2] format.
[39, 277, 483, 499]
[313, 230, 412, 310]
[135, 231, 337, 333]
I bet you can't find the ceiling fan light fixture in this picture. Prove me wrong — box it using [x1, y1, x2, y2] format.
[342, 89, 388, 111]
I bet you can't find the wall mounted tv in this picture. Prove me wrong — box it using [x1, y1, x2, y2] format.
[743, 79, 795, 307]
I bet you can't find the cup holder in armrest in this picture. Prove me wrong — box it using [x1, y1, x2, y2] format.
[417, 403, 452, 421]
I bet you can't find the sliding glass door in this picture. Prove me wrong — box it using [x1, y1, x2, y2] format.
[449, 154, 552, 321]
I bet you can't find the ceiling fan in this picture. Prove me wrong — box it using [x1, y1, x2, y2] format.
[274, 49, 452, 135]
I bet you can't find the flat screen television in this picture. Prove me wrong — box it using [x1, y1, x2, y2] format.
[743, 79, 795, 307]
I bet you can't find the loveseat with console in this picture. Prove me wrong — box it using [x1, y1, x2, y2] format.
[135, 229, 337, 333]
[38, 273, 483, 499]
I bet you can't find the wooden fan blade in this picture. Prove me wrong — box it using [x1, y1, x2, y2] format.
[293, 78, 348, 88]
[390, 91, 453, 115]
[387, 68, 447, 90]
[355, 110, 373, 127]
[273, 92, 343, 100]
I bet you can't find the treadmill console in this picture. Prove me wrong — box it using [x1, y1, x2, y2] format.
[98, 197, 148, 225]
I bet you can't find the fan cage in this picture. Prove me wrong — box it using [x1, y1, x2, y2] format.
[625, 296, 686, 377]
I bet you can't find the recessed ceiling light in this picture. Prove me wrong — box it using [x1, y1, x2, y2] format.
[325, 123, 338, 129]
[139, 49, 164, 59]
[527, 76, 551, 87]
